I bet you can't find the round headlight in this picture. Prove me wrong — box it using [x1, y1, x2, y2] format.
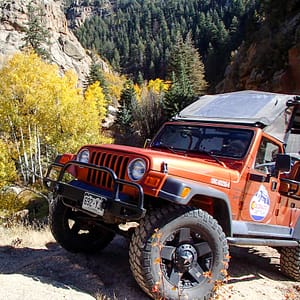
[77, 149, 89, 164]
[128, 158, 146, 181]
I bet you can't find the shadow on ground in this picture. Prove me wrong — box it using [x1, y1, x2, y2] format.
[0, 236, 149, 299]
[227, 245, 288, 283]
[0, 236, 293, 299]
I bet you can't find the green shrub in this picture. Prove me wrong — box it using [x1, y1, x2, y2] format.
[0, 191, 25, 217]
[0, 188, 49, 225]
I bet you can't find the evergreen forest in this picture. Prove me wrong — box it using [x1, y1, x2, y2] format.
[73, 0, 260, 88]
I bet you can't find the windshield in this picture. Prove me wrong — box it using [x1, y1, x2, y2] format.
[151, 124, 254, 159]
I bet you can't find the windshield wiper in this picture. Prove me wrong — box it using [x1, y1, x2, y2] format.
[152, 142, 178, 154]
[194, 149, 226, 167]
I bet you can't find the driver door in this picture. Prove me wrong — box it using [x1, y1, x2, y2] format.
[239, 137, 282, 224]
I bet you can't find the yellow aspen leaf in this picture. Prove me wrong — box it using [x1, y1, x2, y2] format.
[203, 271, 212, 278]
[155, 232, 162, 239]
[0, 139, 17, 188]
[154, 257, 161, 264]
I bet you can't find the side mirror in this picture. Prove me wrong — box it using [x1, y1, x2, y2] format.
[275, 154, 291, 173]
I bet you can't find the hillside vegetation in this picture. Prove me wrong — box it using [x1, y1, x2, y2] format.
[70, 0, 259, 87]
[218, 0, 300, 93]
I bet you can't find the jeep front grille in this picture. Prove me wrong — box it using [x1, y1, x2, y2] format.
[87, 151, 130, 189]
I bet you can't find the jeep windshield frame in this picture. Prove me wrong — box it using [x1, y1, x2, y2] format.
[150, 123, 254, 159]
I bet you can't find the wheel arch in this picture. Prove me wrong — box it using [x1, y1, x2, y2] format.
[158, 177, 232, 236]
[189, 194, 232, 237]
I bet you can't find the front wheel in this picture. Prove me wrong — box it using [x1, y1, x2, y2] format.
[129, 205, 229, 300]
[49, 196, 115, 253]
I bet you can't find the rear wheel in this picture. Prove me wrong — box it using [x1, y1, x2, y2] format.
[129, 205, 229, 300]
[280, 243, 300, 281]
[49, 196, 115, 253]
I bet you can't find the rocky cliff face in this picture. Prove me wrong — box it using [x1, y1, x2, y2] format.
[0, 0, 108, 84]
[217, 8, 300, 95]
[66, 0, 113, 29]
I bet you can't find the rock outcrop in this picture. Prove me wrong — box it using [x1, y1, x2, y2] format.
[216, 9, 300, 95]
[66, 0, 113, 29]
[0, 0, 108, 84]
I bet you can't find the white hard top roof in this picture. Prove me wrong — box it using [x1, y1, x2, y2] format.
[175, 90, 295, 127]
[175, 90, 300, 152]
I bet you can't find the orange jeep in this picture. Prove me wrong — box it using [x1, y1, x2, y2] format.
[45, 90, 300, 300]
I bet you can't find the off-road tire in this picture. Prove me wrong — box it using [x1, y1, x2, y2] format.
[129, 205, 229, 300]
[49, 196, 115, 253]
[280, 242, 300, 281]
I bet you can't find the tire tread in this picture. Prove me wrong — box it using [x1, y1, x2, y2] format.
[129, 205, 229, 299]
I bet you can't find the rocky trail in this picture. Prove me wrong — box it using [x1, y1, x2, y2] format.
[0, 226, 300, 300]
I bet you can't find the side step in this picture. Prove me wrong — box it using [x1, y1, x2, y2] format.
[227, 237, 299, 247]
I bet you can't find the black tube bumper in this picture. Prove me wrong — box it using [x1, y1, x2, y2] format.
[44, 160, 146, 221]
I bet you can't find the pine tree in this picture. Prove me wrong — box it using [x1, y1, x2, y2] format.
[136, 71, 144, 86]
[164, 71, 195, 119]
[85, 61, 109, 98]
[164, 33, 207, 118]
[184, 33, 208, 95]
[115, 80, 137, 137]
[21, 3, 51, 60]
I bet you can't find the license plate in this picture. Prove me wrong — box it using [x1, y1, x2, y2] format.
[82, 192, 106, 216]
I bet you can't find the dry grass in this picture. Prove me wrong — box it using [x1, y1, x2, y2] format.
[0, 224, 55, 249]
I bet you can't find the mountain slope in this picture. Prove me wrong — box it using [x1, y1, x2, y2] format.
[217, 0, 300, 94]
[68, 0, 259, 87]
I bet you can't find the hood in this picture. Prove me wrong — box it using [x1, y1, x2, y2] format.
[86, 144, 240, 187]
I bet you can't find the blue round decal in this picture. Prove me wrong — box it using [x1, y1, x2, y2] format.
[249, 185, 270, 221]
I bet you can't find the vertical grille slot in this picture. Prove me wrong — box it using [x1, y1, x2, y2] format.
[87, 151, 96, 182]
[115, 156, 123, 178]
[101, 153, 112, 186]
[120, 157, 129, 179]
[107, 154, 118, 188]
[91, 152, 101, 183]
[97, 152, 107, 185]
[86, 150, 130, 190]
[119, 157, 130, 192]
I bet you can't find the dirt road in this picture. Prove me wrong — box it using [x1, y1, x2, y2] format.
[0, 226, 299, 299]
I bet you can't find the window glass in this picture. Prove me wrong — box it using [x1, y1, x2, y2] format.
[254, 137, 280, 174]
[151, 124, 253, 158]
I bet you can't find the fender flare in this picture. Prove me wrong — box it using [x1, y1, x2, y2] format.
[158, 176, 232, 236]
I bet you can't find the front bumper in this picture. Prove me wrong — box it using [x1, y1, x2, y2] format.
[44, 160, 146, 221]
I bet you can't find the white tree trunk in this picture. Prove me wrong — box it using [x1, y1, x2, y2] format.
[36, 126, 43, 180]
[28, 124, 35, 184]
[9, 119, 26, 182]
[20, 126, 29, 184]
